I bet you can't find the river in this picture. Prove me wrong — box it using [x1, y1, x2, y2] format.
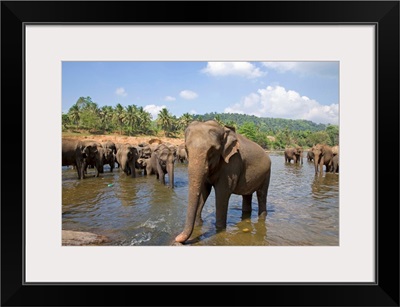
[62, 152, 339, 246]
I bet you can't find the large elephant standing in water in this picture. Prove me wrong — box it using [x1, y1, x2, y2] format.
[115, 144, 140, 177]
[312, 144, 334, 174]
[102, 141, 117, 172]
[284, 147, 303, 164]
[175, 120, 272, 243]
[62, 139, 100, 179]
[145, 143, 176, 188]
[82, 140, 104, 177]
[307, 148, 314, 162]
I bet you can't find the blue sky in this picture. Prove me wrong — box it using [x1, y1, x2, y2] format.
[62, 61, 339, 125]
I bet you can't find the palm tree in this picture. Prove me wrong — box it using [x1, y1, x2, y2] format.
[157, 108, 173, 137]
[99, 105, 114, 131]
[68, 104, 81, 128]
[178, 113, 193, 131]
[113, 103, 125, 135]
[137, 106, 152, 134]
[123, 105, 138, 135]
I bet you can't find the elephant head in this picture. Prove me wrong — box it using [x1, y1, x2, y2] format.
[312, 144, 324, 174]
[312, 144, 333, 174]
[82, 141, 104, 175]
[294, 147, 304, 164]
[176, 120, 240, 242]
[153, 143, 176, 188]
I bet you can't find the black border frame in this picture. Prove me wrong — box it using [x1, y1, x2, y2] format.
[1, 1, 399, 306]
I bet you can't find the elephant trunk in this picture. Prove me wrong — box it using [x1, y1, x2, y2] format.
[314, 155, 320, 174]
[175, 163, 206, 243]
[167, 161, 174, 188]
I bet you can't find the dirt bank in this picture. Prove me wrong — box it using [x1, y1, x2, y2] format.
[62, 133, 185, 146]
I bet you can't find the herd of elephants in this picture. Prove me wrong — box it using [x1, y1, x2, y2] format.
[62, 120, 339, 244]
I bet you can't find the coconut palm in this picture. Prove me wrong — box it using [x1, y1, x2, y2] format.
[123, 104, 138, 135]
[113, 103, 125, 135]
[68, 104, 81, 128]
[137, 106, 152, 134]
[178, 113, 193, 131]
[157, 108, 173, 137]
[99, 105, 114, 131]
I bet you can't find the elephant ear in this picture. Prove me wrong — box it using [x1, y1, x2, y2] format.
[222, 127, 240, 163]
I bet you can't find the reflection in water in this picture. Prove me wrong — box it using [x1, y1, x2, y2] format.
[62, 154, 339, 246]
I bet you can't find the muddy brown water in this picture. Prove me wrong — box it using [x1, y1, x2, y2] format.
[62, 153, 339, 246]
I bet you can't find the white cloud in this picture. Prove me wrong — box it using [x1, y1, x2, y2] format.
[189, 110, 197, 115]
[115, 87, 127, 97]
[143, 104, 166, 120]
[224, 85, 338, 125]
[164, 96, 176, 101]
[201, 62, 265, 79]
[179, 90, 198, 100]
[262, 62, 338, 78]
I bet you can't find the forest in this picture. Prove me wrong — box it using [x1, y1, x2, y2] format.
[62, 96, 339, 149]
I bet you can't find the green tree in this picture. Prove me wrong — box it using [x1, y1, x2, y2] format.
[99, 105, 114, 131]
[68, 104, 81, 127]
[325, 124, 339, 146]
[275, 127, 292, 148]
[113, 103, 125, 135]
[157, 108, 174, 137]
[62, 113, 70, 129]
[238, 122, 257, 141]
[307, 131, 331, 146]
[80, 101, 100, 131]
[137, 106, 152, 134]
[178, 113, 194, 132]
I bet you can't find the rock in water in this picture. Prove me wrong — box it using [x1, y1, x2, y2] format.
[62, 230, 109, 246]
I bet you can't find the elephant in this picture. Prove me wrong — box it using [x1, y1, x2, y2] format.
[177, 143, 188, 163]
[330, 154, 339, 173]
[307, 148, 314, 162]
[175, 120, 272, 243]
[145, 143, 176, 188]
[115, 144, 140, 177]
[62, 139, 101, 179]
[331, 145, 339, 156]
[136, 158, 150, 175]
[284, 147, 303, 164]
[82, 140, 104, 177]
[103, 140, 117, 155]
[101, 146, 116, 172]
[138, 142, 152, 159]
[312, 144, 334, 174]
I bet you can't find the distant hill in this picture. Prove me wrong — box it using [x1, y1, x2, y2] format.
[193, 112, 327, 132]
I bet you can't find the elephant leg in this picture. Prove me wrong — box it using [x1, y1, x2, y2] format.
[76, 161, 84, 179]
[195, 182, 212, 226]
[129, 161, 136, 178]
[214, 185, 232, 229]
[242, 194, 252, 213]
[319, 158, 324, 174]
[257, 170, 271, 217]
[81, 160, 87, 179]
[156, 162, 165, 184]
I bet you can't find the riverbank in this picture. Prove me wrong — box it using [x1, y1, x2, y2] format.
[62, 132, 185, 146]
[62, 132, 287, 153]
